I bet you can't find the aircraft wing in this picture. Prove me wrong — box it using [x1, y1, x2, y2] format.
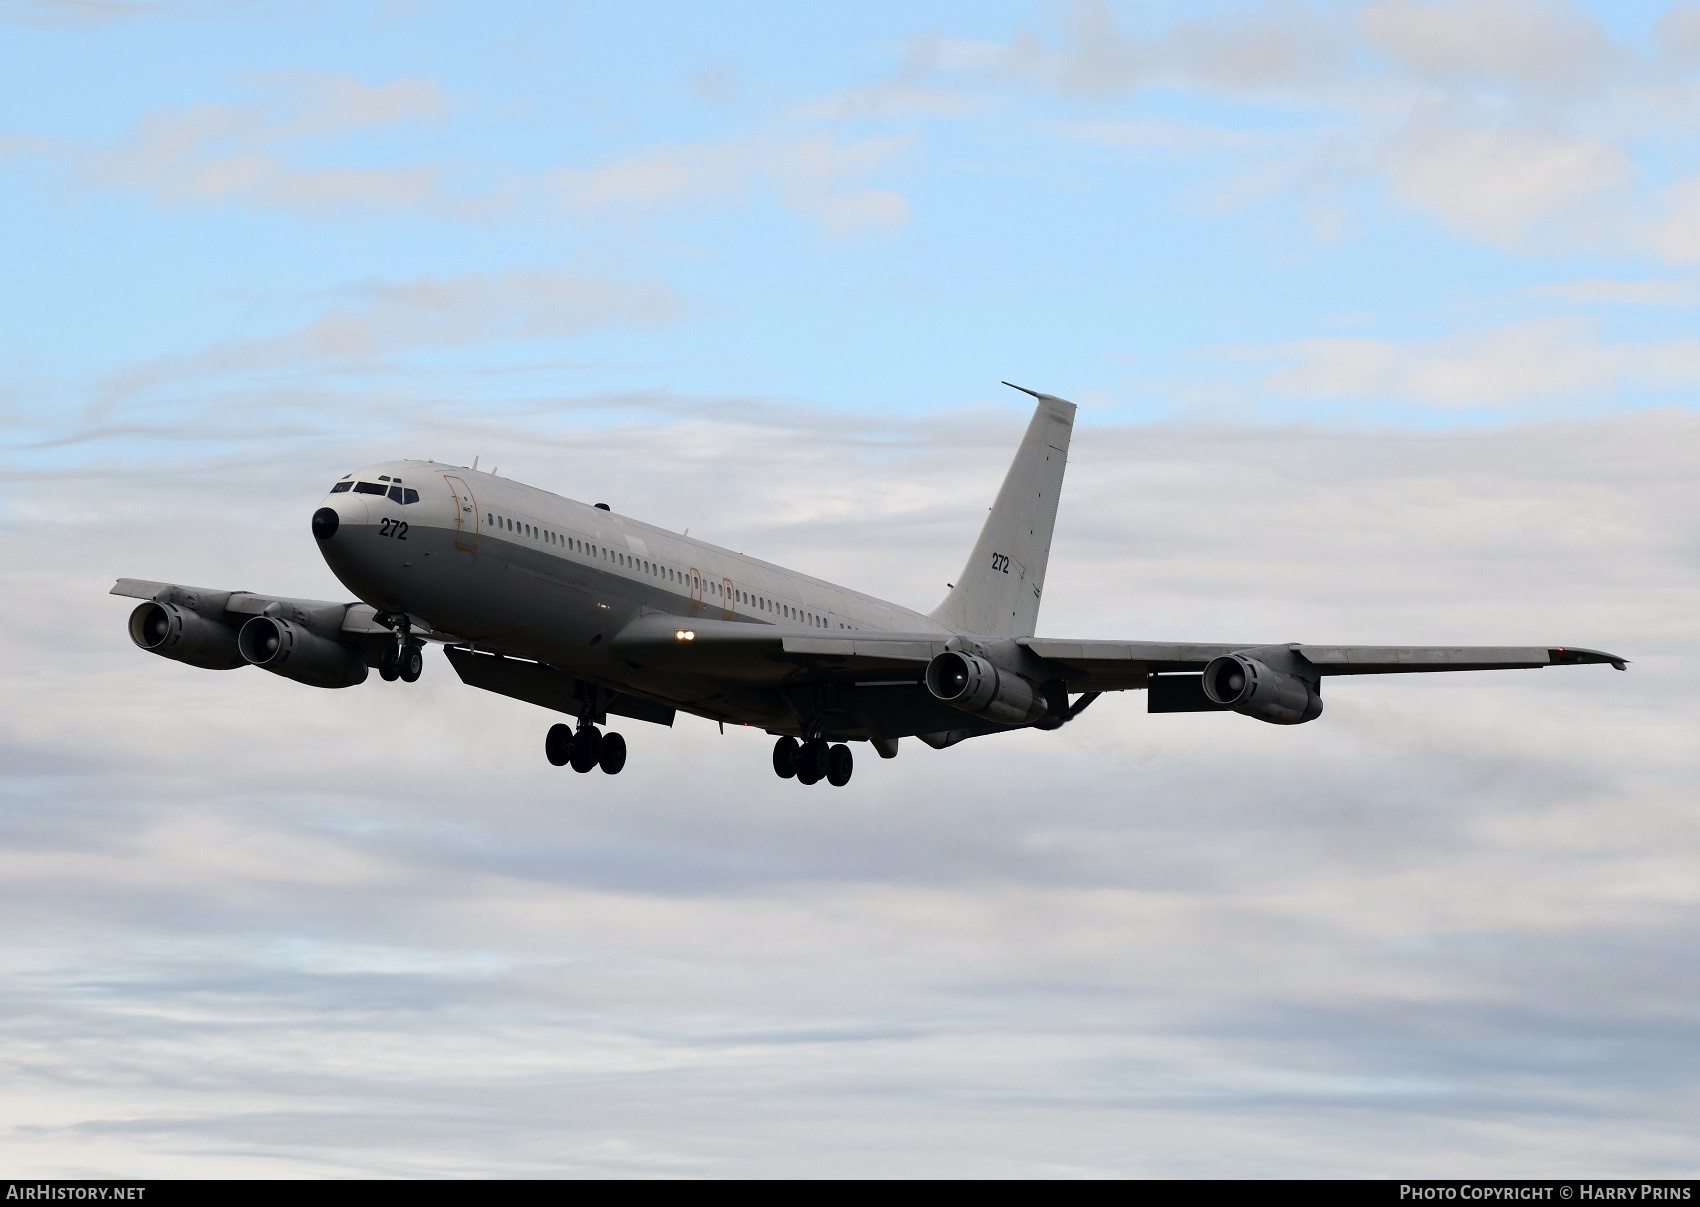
[611, 613, 1626, 690]
[109, 578, 449, 641]
[1020, 638, 1627, 689]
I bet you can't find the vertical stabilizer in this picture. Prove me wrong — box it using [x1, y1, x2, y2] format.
[930, 385, 1075, 637]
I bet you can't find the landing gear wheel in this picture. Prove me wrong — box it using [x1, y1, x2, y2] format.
[795, 740, 828, 786]
[598, 731, 627, 775]
[826, 743, 853, 787]
[570, 726, 602, 773]
[378, 645, 399, 682]
[545, 723, 574, 767]
[397, 643, 423, 683]
[772, 736, 800, 779]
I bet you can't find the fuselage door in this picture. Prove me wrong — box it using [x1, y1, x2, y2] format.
[721, 577, 735, 620]
[443, 475, 479, 552]
[688, 567, 703, 612]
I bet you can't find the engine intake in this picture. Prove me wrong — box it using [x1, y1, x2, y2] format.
[128, 602, 245, 670]
[237, 615, 368, 689]
[925, 651, 1046, 725]
[1202, 654, 1322, 725]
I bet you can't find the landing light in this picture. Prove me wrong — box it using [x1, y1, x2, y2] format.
[675, 629, 695, 642]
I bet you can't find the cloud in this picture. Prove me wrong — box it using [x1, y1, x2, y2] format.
[1378, 112, 1632, 245]
[1057, 117, 1270, 151]
[1641, 173, 1700, 264]
[1656, 2, 1700, 69]
[1249, 317, 1700, 407]
[796, 83, 981, 123]
[917, 2, 1700, 261]
[1360, 0, 1618, 99]
[1525, 277, 1697, 306]
[51, 78, 910, 232]
[935, 1, 1349, 99]
[86, 71, 449, 211]
[0, 399, 1693, 1173]
[0, 0, 161, 23]
[551, 133, 913, 233]
[93, 270, 681, 408]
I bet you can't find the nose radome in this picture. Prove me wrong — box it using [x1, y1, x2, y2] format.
[312, 507, 340, 540]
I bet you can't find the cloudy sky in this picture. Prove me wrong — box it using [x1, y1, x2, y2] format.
[2, 0, 1697, 1177]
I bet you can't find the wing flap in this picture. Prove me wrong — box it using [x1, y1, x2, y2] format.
[610, 614, 947, 683]
[1019, 639, 1249, 689]
[781, 635, 942, 663]
[445, 647, 675, 727]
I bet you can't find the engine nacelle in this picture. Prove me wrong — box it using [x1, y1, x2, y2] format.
[237, 615, 368, 689]
[1202, 654, 1322, 725]
[128, 602, 245, 670]
[925, 651, 1046, 725]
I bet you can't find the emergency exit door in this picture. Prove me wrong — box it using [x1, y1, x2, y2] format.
[443, 475, 479, 552]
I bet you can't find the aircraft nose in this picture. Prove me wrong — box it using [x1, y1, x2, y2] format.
[312, 507, 340, 540]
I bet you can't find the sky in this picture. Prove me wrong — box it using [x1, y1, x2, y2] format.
[1, 0, 1697, 1178]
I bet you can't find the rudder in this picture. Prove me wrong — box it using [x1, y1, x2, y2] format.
[930, 385, 1075, 637]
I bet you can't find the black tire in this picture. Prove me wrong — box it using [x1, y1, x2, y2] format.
[378, 645, 399, 682]
[570, 727, 601, 773]
[795, 740, 827, 786]
[398, 643, 423, 683]
[826, 743, 853, 787]
[772, 736, 800, 779]
[545, 723, 573, 767]
[599, 731, 627, 775]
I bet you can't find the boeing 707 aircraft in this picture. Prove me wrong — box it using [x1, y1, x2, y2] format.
[114, 385, 1625, 787]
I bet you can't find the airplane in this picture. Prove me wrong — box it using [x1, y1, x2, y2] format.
[113, 384, 1626, 787]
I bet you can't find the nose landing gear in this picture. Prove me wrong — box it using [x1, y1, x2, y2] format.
[376, 613, 423, 683]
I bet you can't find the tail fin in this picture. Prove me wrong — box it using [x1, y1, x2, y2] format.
[930, 385, 1075, 637]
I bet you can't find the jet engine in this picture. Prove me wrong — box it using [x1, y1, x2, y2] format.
[237, 615, 368, 689]
[925, 651, 1046, 725]
[128, 601, 245, 671]
[1202, 654, 1322, 725]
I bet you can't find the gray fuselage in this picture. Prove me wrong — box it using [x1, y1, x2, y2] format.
[316, 459, 951, 732]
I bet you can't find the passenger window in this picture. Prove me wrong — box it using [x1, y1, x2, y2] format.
[330, 482, 352, 493]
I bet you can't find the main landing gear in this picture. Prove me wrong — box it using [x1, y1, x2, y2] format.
[772, 735, 853, 787]
[546, 721, 626, 775]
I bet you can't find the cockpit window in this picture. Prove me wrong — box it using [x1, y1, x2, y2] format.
[329, 482, 353, 493]
[388, 486, 405, 503]
[353, 482, 387, 495]
[403, 488, 419, 505]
